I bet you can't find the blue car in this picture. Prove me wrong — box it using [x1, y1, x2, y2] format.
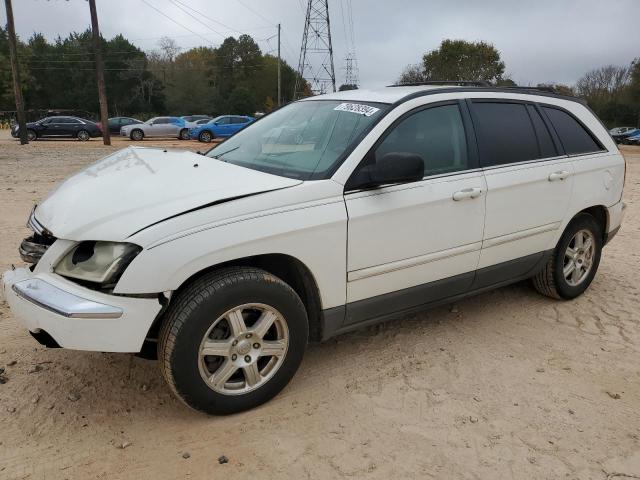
[623, 131, 640, 145]
[189, 115, 255, 143]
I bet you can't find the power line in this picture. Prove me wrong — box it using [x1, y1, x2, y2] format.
[166, 0, 227, 39]
[235, 0, 275, 26]
[138, 0, 215, 46]
[170, 0, 246, 35]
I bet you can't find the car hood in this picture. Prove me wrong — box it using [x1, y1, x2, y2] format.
[34, 147, 302, 241]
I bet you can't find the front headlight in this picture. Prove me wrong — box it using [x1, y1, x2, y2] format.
[55, 241, 141, 285]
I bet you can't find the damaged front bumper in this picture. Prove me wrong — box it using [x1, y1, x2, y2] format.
[2, 268, 162, 352]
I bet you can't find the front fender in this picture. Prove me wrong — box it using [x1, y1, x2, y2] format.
[114, 198, 348, 310]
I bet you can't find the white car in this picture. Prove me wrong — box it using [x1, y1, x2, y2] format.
[2, 85, 625, 415]
[120, 116, 191, 141]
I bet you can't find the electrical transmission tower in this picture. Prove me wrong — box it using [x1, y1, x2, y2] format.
[343, 52, 359, 87]
[341, 0, 358, 88]
[294, 0, 336, 98]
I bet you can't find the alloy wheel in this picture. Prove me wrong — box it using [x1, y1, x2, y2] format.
[198, 303, 289, 395]
[563, 229, 595, 286]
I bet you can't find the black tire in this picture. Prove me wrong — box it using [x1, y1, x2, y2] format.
[158, 267, 308, 415]
[179, 128, 190, 140]
[27, 129, 37, 141]
[76, 129, 90, 141]
[532, 213, 603, 300]
[130, 129, 144, 141]
[199, 130, 213, 143]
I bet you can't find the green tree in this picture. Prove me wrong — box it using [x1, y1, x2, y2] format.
[398, 39, 506, 85]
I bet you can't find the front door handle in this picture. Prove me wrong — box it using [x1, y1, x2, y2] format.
[452, 187, 482, 201]
[548, 170, 570, 182]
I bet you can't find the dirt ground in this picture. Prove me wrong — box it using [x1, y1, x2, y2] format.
[0, 130, 639, 479]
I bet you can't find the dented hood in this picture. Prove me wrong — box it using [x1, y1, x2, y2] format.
[35, 147, 301, 241]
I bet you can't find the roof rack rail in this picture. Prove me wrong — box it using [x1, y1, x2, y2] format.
[501, 85, 557, 94]
[390, 80, 492, 87]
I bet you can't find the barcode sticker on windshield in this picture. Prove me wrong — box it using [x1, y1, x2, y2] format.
[334, 103, 380, 116]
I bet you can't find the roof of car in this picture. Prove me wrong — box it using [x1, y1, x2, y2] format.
[302, 84, 584, 106]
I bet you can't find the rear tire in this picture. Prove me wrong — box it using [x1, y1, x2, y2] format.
[27, 129, 37, 141]
[76, 129, 90, 141]
[130, 129, 144, 141]
[179, 128, 190, 140]
[532, 213, 602, 300]
[158, 267, 308, 415]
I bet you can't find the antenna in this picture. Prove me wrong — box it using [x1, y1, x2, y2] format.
[294, 0, 336, 98]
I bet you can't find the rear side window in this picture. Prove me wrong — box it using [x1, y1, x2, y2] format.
[375, 104, 469, 177]
[541, 107, 602, 155]
[471, 102, 539, 167]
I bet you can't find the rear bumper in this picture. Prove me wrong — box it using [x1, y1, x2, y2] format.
[2, 268, 162, 352]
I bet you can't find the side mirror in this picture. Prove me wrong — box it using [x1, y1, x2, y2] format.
[348, 152, 424, 190]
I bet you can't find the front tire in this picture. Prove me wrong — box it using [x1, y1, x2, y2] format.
[179, 128, 190, 140]
[532, 213, 602, 300]
[199, 130, 213, 143]
[158, 267, 308, 415]
[27, 129, 37, 141]
[130, 129, 144, 141]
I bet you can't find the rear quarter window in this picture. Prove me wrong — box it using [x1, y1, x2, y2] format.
[541, 106, 603, 155]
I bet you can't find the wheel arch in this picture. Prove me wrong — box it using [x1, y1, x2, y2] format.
[145, 253, 325, 348]
[578, 205, 608, 243]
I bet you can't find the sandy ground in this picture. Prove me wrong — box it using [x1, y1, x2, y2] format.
[0, 130, 639, 479]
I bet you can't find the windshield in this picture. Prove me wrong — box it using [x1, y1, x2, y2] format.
[205, 100, 387, 180]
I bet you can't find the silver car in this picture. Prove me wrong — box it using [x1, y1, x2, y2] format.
[120, 116, 190, 141]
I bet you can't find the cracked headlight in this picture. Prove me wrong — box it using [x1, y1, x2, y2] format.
[55, 241, 141, 285]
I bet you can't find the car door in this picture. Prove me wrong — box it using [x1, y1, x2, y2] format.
[344, 101, 487, 325]
[147, 117, 168, 137]
[66, 118, 84, 137]
[215, 116, 233, 136]
[47, 117, 68, 136]
[230, 117, 247, 135]
[468, 99, 575, 288]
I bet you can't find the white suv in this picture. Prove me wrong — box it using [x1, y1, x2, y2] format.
[2, 85, 625, 415]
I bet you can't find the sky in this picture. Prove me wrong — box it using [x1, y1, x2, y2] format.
[2, 0, 639, 89]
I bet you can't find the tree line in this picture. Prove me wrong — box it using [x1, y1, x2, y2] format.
[398, 39, 640, 128]
[2, 30, 638, 128]
[0, 28, 306, 120]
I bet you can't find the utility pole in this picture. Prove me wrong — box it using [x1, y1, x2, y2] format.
[4, 0, 27, 145]
[277, 23, 281, 106]
[89, 0, 110, 145]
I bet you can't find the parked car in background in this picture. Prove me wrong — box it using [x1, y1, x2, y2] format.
[189, 115, 254, 142]
[622, 131, 640, 145]
[611, 127, 639, 144]
[2, 85, 625, 415]
[182, 115, 211, 123]
[98, 117, 143, 135]
[609, 126, 635, 136]
[120, 116, 190, 140]
[11, 116, 101, 141]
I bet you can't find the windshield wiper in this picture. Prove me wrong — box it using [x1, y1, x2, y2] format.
[212, 145, 240, 159]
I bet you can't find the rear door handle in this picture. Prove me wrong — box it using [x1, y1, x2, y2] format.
[452, 187, 482, 201]
[548, 170, 570, 182]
